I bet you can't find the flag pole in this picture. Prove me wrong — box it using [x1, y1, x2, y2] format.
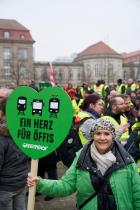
[49, 62, 56, 86]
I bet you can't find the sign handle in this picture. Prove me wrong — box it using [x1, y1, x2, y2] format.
[27, 159, 39, 210]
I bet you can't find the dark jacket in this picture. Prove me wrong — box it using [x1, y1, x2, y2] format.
[124, 127, 140, 162]
[0, 120, 29, 191]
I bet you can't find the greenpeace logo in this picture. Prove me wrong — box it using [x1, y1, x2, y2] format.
[22, 143, 48, 151]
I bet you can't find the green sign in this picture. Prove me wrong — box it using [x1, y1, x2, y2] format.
[6, 86, 73, 159]
[39, 82, 52, 89]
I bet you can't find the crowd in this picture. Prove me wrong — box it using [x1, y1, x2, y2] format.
[0, 77, 140, 210]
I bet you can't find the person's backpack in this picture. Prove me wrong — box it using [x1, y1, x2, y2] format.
[57, 117, 92, 167]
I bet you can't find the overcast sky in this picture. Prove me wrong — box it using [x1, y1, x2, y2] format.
[1, 0, 140, 62]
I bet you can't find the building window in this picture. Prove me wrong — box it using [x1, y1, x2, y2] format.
[68, 71, 73, 80]
[95, 64, 99, 76]
[58, 71, 63, 80]
[20, 34, 25, 40]
[19, 66, 28, 79]
[86, 64, 91, 71]
[17, 48, 28, 60]
[86, 64, 91, 77]
[4, 31, 10, 39]
[77, 71, 81, 80]
[108, 63, 113, 77]
[4, 63, 11, 80]
[3, 48, 12, 60]
[123, 70, 127, 80]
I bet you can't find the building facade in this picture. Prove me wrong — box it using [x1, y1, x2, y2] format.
[0, 19, 140, 88]
[74, 41, 123, 85]
[0, 19, 35, 87]
[34, 41, 140, 86]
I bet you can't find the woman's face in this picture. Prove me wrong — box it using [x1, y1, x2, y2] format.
[91, 99, 104, 114]
[92, 129, 113, 154]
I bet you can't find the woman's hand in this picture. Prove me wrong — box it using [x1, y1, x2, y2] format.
[27, 173, 40, 187]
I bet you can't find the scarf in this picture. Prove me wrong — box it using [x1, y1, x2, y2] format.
[90, 142, 116, 175]
[85, 108, 100, 119]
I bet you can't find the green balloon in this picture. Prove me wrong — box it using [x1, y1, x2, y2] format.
[6, 86, 73, 159]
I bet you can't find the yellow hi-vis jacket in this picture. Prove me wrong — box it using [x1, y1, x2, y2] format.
[125, 83, 137, 92]
[71, 99, 83, 117]
[102, 115, 129, 143]
[116, 84, 125, 94]
[137, 145, 140, 173]
[131, 122, 140, 173]
[94, 84, 104, 96]
[75, 111, 92, 145]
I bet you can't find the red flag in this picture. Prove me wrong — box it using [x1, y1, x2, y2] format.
[49, 63, 56, 86]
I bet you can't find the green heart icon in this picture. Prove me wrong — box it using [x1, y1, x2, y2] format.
[6, 86, 73, 159]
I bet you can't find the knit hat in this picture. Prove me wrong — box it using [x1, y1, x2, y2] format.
[91, 118, 116, 138]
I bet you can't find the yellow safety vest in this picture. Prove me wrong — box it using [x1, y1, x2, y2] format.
[80, 87, 91, 98]
[80, 87, 84, 98]
[76, 111, 91, 145]
[94, 84, 104, 96]
[71, 99, 83, 117]
[131, 123, 140, 173]
[102, 85, 108, 98]
[137, 159, 140, 173]
[126, 83, 137, 92]
[132, 122, 140, 131]
[116, 84, 125, 94]
[102, 115, 129, 142]
[136, 129, 140, 173]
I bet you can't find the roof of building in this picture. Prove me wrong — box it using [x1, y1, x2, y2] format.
[122, 50, 140, 64]
[78, 41, 121, 58]
[0, 19, 35, 43]
[0, 19, 29, 31]
[122, 50, 140, 58]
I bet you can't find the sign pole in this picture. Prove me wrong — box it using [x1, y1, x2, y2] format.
[27, 159, 39, 210]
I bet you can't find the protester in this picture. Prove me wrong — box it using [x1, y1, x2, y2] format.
[105, 89, 117, 110]
[93, 80, 104, 96]
[116, 78, 125, 94]
[27, 118, 140, 210]
[124, 122, 140, 174]
[75, 93, 104, 144]
[65, 83, 76, 100]
[126, 78, 137, 95]
[71, 92, 83, 117]
[0, 97, 29, 210]
[104, 95, 130, 144]
[121, 94, 138, 124]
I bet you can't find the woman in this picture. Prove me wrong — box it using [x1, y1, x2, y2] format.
[75, 93, 104, 144]
[28, 118, 140, 210]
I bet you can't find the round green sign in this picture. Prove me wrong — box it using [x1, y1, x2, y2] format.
[6, 86, 73, 159]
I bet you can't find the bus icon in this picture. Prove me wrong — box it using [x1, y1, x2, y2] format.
[17, 96, 27, 115]
[32, 99, 44, 116]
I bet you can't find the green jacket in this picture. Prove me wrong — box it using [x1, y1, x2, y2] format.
[37, 142, 140, 210]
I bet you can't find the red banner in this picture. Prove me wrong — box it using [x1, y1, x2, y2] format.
[49, 63, 56, 86]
